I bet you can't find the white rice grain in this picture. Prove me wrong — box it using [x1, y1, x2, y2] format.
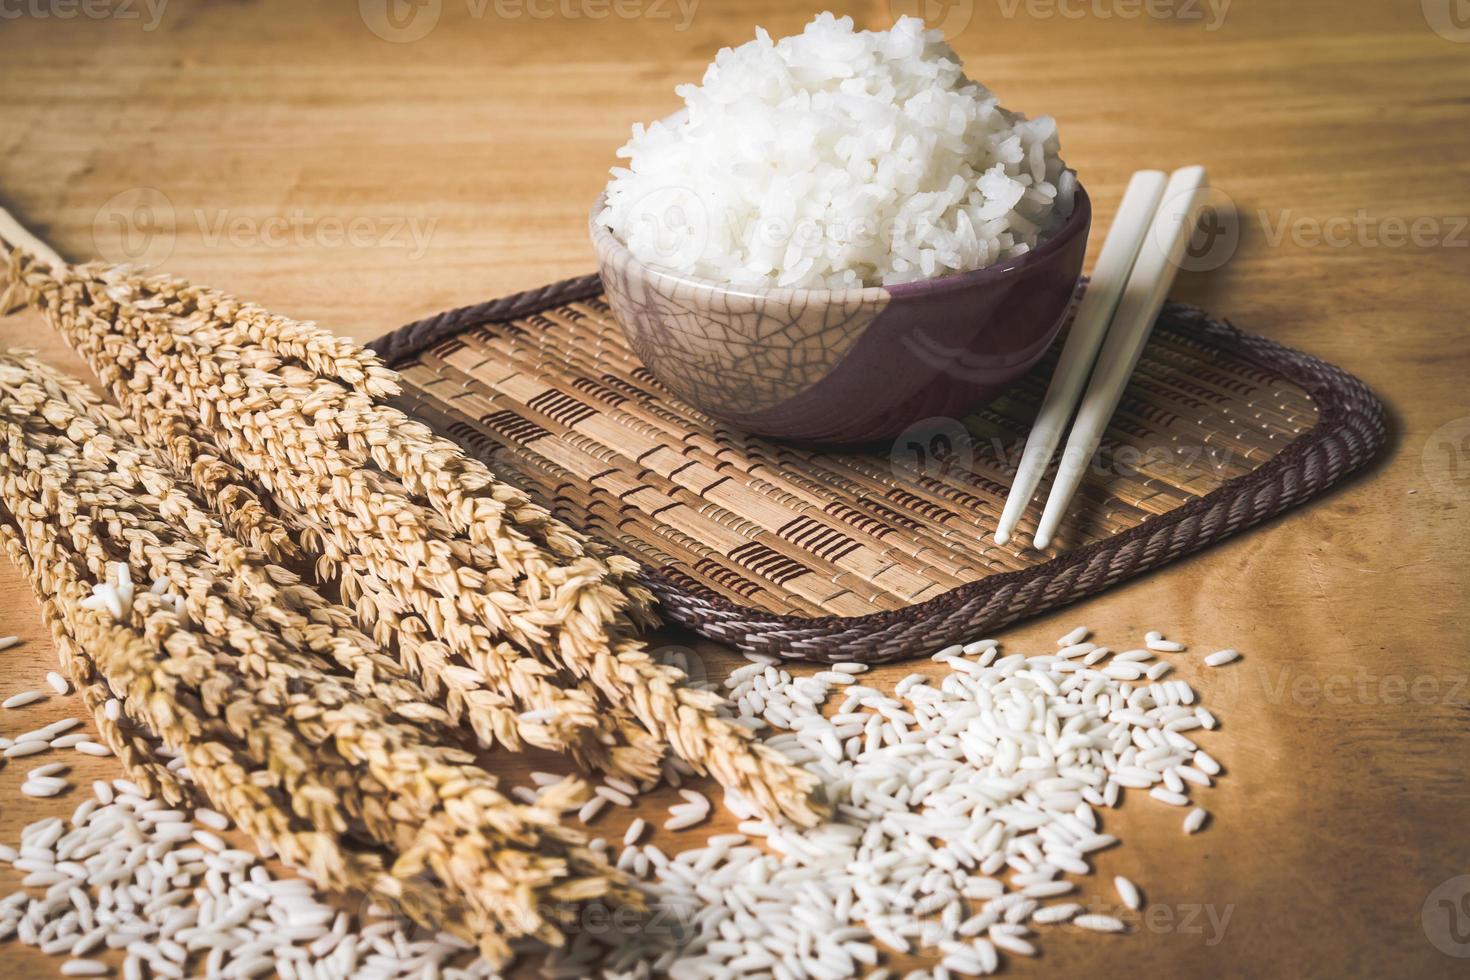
[598, 14, 1075, 290]
[1114, 875, 1142, 910]
[1074, 914, 1128, 933]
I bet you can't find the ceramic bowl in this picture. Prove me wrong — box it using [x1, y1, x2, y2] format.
[590, 187, 1091, 444]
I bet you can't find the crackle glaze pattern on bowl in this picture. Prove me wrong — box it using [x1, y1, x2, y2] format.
[591, 187, 1092, 444]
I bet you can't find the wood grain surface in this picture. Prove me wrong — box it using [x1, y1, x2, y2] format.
[0, 0, 1467, 977]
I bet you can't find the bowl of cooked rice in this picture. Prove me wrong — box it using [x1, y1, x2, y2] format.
[591, 14, 1091, 444]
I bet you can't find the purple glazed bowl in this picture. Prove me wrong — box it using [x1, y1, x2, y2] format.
[590, 187, 1091, 445]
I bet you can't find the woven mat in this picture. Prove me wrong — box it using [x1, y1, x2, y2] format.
[370, 274, 1386, 662]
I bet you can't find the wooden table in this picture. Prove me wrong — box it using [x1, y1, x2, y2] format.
[0, 1, 1466, 976]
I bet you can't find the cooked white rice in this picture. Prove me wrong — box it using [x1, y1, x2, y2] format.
[597, 13, 1076, 290]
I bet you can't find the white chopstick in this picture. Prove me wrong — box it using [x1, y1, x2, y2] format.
[1031, 165, 1208, 550]
[994, 170, 1168, 546]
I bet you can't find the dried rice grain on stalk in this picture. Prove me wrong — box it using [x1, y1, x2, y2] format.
[0, 352, 639, 957]
[3, 249, 660, 777]
[3, 239, 825, 825]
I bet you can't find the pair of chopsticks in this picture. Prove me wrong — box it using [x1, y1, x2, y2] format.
[995, 166, 1209, 550]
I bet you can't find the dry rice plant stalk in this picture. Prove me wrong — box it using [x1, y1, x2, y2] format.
[0, 533, 191, 804]
[117, 393, 302, 566]
[1, 232, 825, 824]
[1, 248, 299, 566]
[4, 250, 651, 773]
[0, 351, 641, 956]
[102, 265, 656, 609]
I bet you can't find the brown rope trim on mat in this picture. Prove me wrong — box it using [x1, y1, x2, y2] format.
[368, 273, 603, 363]
[371, 276, 1388, 663]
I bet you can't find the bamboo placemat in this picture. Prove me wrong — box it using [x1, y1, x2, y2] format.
[370, 274, 1386, 662]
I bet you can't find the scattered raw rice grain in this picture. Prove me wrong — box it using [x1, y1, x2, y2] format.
[21, 778, 67, 798]
[1057, 626, 1090, 646]
[595, 785, 634, 807]
[194, 808, 230, 832]
[74, 741, 112, 757]
[1032, 903, 1082, 924]
[1205, 649, 1240, 667]
[39, 718, 80, 738]
[1150, 788, 1190, 807]
[988, 932, 1037, 957]
[1114, 875, 1142, 910]
[1074, 914, 1128, 933]
[1184, 808, 1209, 834]
[45, 672, 71, 695]
[3, 690, 43, 709]
[5, 741, 49, 758]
